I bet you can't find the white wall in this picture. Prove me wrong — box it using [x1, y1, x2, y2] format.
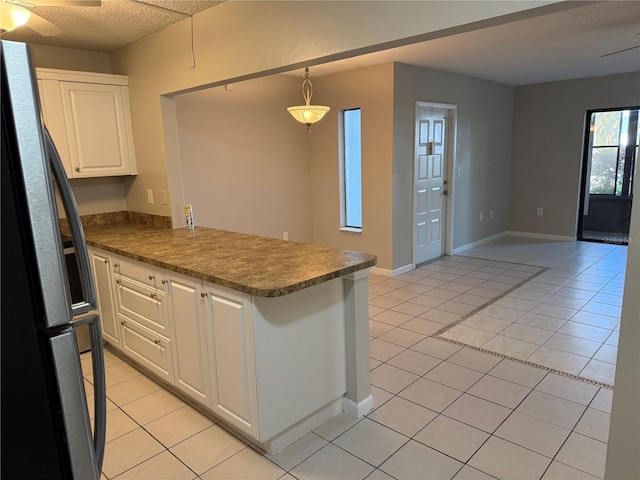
[30, 44, 111, 73]
[174, 75, 313, 242]
[310, 63, 395, 269]
[509, 72, 640, 237]
[605, 166, 640, 479]
[108, 1, 564, 221]
[392, 63, 514, 264]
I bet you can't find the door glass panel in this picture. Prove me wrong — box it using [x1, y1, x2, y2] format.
[590, 147, 618, 194]
[593, 111, 621, 146]
[580, 107, 639, 244]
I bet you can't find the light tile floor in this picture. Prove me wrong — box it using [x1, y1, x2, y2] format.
[433, 240, 626, 385]
[83, 236, 624, 480]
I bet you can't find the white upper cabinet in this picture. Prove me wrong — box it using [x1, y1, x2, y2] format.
[36, 68, 137, 178]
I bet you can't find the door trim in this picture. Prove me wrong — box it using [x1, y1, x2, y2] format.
[413, 101, 457, 265]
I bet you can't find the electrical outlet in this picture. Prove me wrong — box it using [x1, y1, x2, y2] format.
[479, 212, 484, 222]
[147, 189, 154, 205]
[283, 232, 289, 240]
[537, 207, 544, 216]
[490, 210, 494, 219]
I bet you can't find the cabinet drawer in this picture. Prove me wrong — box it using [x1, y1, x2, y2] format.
[112, 256, 165, 290]
[114, 276, 169, 337]
[120, 319, 173, 383]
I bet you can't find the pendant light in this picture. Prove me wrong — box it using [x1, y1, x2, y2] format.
[0, 3, 31, 33]
[287, 67, 330, 133]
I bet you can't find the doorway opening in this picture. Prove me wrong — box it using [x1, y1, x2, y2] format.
[413, 102, 456, 266]
[578, 107, 639, 244]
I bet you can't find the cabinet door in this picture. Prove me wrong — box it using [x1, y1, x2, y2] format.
[120, 319, 173, 383]
[204, 284, 258, 437]
[60, 82, 136, 177]
[88, 249, 119, 347]
[38, 79, 73, 176]
[166, 274, 211, 406]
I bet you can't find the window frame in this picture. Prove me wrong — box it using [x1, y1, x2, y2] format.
[339, 107, 363, 232]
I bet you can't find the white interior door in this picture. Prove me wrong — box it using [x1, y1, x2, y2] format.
[414, 105, 448, 265]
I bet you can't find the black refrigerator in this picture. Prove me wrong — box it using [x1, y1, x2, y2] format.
[1, 40, 107, 479]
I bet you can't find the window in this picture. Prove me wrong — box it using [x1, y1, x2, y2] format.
[588, 109, 639, 196]
[340, 108, 362, 230]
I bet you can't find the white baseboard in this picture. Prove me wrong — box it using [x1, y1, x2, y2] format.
[370, 264, 414, 277]
[507, 231, 576, 242]
[343, 394, 373, 418]
[452, 231, 508, 254]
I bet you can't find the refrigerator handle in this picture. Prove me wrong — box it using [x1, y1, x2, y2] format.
[44, 127, 96, 315]
[45, 128, 107, 472]
[89, 317, 107, 471]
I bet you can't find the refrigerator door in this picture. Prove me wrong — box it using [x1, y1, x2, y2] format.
[47, 127, 107, 469]
[2, 40, 106, 477]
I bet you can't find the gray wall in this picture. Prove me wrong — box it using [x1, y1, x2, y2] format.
[509, 72, 640, 237]
[174, 75, 313, 242]
[393, 63, 514, 265]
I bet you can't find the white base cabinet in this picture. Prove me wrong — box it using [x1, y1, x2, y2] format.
[88, 247, 355, 453]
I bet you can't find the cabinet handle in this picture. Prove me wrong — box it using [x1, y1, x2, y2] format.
[75, 167, 80, 172]
[161, 279, 167, 285]
[115, 279, 121, 285]
[154, 340, 161, 345]
[148, 275, 155, 280]
[150, 293, 157, 299]
[120, 320, 126, 326]
[114, 263, 119, 268]
[201, 292, 208, 298]
[103, 259, 109, 264]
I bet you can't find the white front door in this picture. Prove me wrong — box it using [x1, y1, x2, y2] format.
[414, 105, 448, 265]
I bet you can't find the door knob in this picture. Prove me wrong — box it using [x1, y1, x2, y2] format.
[443, 190, 450, 196]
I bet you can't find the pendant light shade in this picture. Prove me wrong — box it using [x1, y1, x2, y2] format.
[0, 3, 31, 33]
[287, 67, 329, 132]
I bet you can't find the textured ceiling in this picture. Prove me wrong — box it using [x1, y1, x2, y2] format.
[288, 1, 640, 86]
[1, 1, 639, 85]
[1, 0, 223, 52]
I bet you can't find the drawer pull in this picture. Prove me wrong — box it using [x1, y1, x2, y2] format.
[103, 259, 109, 264]
[161, 279, 167, 285]
[148, 275, 155, 280]
[154, 340, 161, 345]
[120, 320, 126, 326]
[150, 293, 157, 299]
[201, 292, 208, 298]
[114, 263, 120, 268]
[115, 279, 121, 285]
[75, 167, 80, 172]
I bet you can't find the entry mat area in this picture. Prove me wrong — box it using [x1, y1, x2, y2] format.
[428, 260, 620, 388]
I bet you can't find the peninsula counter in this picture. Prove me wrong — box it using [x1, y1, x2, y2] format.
[82, 223, 376, 453]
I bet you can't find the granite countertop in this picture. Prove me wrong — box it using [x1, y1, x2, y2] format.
[81, 223, 377, 297]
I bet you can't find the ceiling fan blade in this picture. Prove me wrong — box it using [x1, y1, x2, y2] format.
[25, 11, 62, 36]
[25, 0, 101, 6]
[601, 45, 640, 58]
